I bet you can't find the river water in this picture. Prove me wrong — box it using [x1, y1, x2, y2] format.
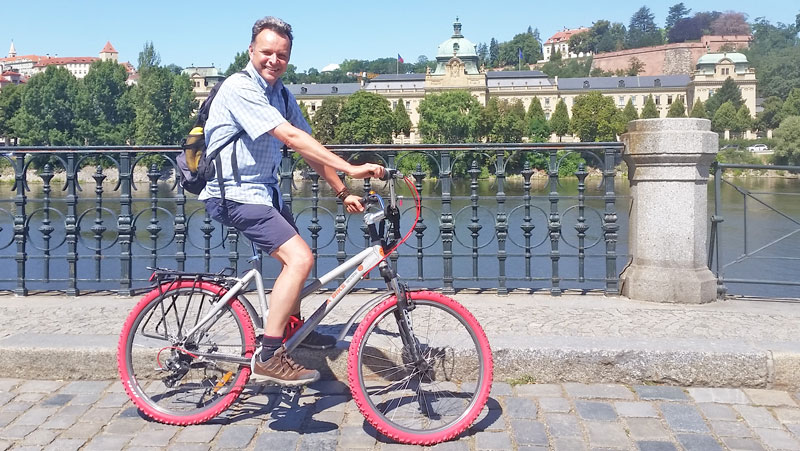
[0, 175, 797, 298]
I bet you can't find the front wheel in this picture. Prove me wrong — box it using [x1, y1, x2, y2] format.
[117, 280, 256, 425]
[348, 291, 493, 445]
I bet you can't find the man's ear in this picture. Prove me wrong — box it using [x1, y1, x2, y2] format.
[248, 44, 254, 58]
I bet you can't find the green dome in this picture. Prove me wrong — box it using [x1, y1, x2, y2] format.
[436, 19, 478, 59]
[697, 52, 748, 65]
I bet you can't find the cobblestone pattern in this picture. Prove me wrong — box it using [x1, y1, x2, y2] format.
[3, 379, 800, 450]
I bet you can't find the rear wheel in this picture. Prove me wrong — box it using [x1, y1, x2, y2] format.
[117, 280, 256, 425]
[348, 291, 493, 445]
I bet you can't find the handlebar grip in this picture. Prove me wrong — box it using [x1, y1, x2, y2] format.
[380, 168, 398, 181]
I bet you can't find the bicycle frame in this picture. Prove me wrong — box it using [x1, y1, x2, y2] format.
[181, 172, 413, 360]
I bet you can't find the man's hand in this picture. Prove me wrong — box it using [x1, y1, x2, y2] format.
[349, 163, 385, 180]
[343, 194, 365, 213]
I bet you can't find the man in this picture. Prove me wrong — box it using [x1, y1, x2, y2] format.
[199, 16, 384, 385]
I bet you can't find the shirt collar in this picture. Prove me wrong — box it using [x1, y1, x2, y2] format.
[245, 61, 284, 94]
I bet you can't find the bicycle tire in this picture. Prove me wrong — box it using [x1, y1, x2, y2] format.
[117, 280, 256, 425]
[347, 291, 493, 445]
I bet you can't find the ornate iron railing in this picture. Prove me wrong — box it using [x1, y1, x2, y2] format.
[709, 163, 800, 298]
[0, 143, 625, 296]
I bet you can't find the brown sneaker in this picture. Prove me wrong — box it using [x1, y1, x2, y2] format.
[250, 347, 320, 386]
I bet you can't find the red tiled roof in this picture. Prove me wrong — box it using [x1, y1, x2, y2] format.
[2, 70, 21, 76]
[34, 56, 100, 67]
[0, 54, 47, 63]
[545, 28, 590, 45]
[101, 41, 117, 53]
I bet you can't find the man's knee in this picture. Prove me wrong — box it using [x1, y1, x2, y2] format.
[274, 236, 314, 273]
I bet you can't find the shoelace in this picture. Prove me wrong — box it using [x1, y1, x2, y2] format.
[279, 351, 302, 370]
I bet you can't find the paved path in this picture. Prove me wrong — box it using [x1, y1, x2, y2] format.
[3, 378, 800, 450]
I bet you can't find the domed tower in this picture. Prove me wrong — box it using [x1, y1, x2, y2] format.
[425, 18, 487, 104]
[432, 18, 480, 75]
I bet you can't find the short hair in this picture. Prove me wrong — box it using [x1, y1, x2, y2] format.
[251, 16, 293, 45]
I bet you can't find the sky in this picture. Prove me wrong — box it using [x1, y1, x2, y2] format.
[3, 1, 798, 73]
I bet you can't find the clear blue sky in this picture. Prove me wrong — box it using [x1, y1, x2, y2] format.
[4, 1, 798, 73]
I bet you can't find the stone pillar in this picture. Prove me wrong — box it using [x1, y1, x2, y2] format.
[620, 119, 718, 304]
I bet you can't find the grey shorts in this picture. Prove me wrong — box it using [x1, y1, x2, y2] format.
[205, 197, 299, 255]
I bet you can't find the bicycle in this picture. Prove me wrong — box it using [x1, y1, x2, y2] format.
[117, 169, 494, 445]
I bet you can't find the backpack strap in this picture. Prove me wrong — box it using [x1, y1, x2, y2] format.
[281, 86, 291, 158]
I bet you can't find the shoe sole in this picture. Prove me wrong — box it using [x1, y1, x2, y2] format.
[297, 342, 335, 350]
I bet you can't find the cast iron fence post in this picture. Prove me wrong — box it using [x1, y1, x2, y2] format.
[548, 149, 562, 295]
[495, 150, 508, 295]
[521, 162, 534, 280]
[13, 153, 27, 296]
[65, 155, 79, 296]
[574, 163, 588, 282]
[91, 165, 107, 280]
[39, 164, 54, 283]
[439, 150, 454, 294]
[174, 160, 187, 272]
[118, 152, 133, 296]
[412, 165, 427, 280]
[602, 147, 619, 295]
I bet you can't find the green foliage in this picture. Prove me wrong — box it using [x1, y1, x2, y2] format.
[667, 97, 686, 118]
[133, 66, 173, 145]
[0, 83, 23, 138]
[392, 98, 412, 137]
[526, 150, 586, 177]
[481, 98, 526, 143]
[168, 74, 197, 143]
[716, 146, 761, 165]
[334, 91, 393, 144]
[665, 3, 692, 30]
[311, 97, 346, 144]
[526, 98, 550, 141]
[621, 98, 639, 129]
[640, 95, 659, 119]
[690, 98, 707, 119]
[137, 41, 160, 72]
[549, 99, 570, 140]
[540, 57, 592, 78]
[711, 101, 737, 133]
[733, 104, 752, 134]
[417, 90, 483, 143]
[755, 96, 782, 131]
[780, 88, 800, 121]
[489, 38, 500, 67]
[298, 101, 311, 124]
[224, 51, 250, 77]
[11, 66, 86, 145]
[568, 20, 626, 54]
[569, 91, 624, 142]
[705, 77, 744, 118]
[82, 60, 134, 145]
[395, 151, 435, 177]
[772, 115, 800, 165]
[497, 32, 542, 66]
[626, 6, 664, 49]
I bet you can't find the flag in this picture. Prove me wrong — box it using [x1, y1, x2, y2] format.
[397, 54, 404, 64]
[518, 48, 523, 60]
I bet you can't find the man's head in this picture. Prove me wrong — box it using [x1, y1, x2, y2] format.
[249, 16, 293, 86]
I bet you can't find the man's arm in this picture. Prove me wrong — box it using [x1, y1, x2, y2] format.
[270, 121, 382, 180]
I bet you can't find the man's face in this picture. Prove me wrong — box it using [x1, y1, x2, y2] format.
[249, 28, 291, 86]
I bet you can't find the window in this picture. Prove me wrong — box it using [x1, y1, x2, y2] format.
[654, 79, 661, 87]
[331, 86, 338, 94]
[311, 104, 316, 112]
[405, 100, 411, 110]
[632, 96, 637, 106]
[300, 86, 307, 94]
[544, 97, 550, 106]
[583, 80, 590, 88]
[618, 96, 625, 106]
[667, 95, 673, 105]
[655, 95, 661, 105]
[721, 68, 729, 75]
[618, 80, 625, 88]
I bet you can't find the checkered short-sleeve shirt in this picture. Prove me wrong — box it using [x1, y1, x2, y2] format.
[198, 62, 311, 206]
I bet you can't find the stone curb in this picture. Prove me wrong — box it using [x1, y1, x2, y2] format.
[2, 334, 799, 389]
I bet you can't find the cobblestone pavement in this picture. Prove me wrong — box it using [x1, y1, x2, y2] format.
[2, 378, 800, 450]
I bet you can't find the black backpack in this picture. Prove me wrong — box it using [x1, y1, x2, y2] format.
[177, 71, 290, 199]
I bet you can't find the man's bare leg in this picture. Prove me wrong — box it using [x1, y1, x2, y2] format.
[265, 234, 313, 337]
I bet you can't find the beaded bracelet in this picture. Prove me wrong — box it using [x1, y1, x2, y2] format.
[336, 186, 351, 201]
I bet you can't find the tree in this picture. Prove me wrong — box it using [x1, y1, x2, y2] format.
[705, 77, 744, 118]
[570, 91, 624, 142]
[133, 66, 173, 145]
[755, 96, 783, 131]
[0, 83, 23, 142]
[335, 91, 394, 144]
[780, 88, 800, 120]
[626, 6, 664, 49]
[392, 98, 412, 137]
[298, 101, 311, 124]
[137, 41, 161, 72]
[224, 51, 250, 76]
[482, 98, 526, 143]
[744, 18, 800, 99]
[81, 60, 135, 145]
[168, 73, 197, 144]
[526, 97, 550, 141]
[311, 97, 346, 144]
[710, 12, 751, 36]
[733, 104, 752, 134]
[689, 98, 708, 119]
[665, 3, 692, 30]
[497, 32, 542, 66]
[417, 90, 483, 143]
[11, 66, 86, 145]
[621, 98, 639, 129]
[711, 101, 737, 133]
[549, 99, 570, 142]
[667, 97, 686, 118]
[772, 115, 800, 165]
[668, 16, 704, 43]
[489, 38, 500, 67]
[641, 95, 659, 119]
[476, 43, 488, 68]
[624, 57, 645, 76]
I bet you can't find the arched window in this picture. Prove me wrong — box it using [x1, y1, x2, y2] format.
[618, 80, 625, 88]
[654, 79, 661, 87]
[331, 86, 338, 94]
[300, 86, 307, 94]
[583, 80, 590, 89]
